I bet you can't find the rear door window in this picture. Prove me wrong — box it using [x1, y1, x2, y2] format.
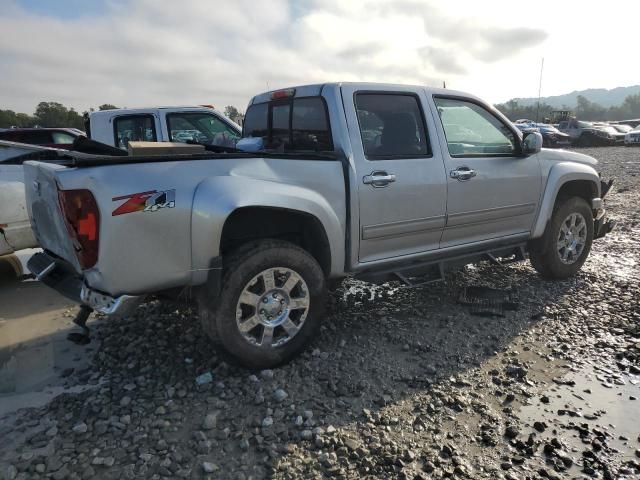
[21, 131, 53, 145]
[243, 97, 333, 152]
[354, 93, 430, 159]
[0, 131, 21, 142]
[114, 115, 156, 149]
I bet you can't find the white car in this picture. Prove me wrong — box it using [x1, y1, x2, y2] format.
[624, 125, 640, 145]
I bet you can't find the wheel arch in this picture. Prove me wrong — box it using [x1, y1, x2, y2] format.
[220, 206, 332, 276]
[531, 162, 600, 239]
[190, 176, 344, 284]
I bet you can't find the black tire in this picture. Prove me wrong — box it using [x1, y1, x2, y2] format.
[199, 240, 326, 369]
[529, 196, 594, 279]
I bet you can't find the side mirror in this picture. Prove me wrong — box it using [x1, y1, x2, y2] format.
[522, 131, 543, 155]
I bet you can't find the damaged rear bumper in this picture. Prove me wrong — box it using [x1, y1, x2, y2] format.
[28, 251, 142, 315]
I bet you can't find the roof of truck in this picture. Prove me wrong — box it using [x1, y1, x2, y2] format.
[89, 105, 218, 116]
[250, 82, 480, 105]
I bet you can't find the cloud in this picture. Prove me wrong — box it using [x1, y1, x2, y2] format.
[472, 27, 549, 62]
[0, 0, 549, 113]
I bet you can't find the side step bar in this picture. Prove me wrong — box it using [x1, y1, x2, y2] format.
[393, 263, 444, 288]
[356, 243, 528, 287]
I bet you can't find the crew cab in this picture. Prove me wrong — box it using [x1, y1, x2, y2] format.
[24, 82, 614, 368]
[85, 106, 241, 150]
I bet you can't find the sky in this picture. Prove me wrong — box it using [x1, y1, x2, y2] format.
[1, 0, 639, 113]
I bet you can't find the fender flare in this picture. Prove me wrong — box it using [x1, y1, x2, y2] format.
[531, 162, 601, 239]
[190, 176, 345, 283]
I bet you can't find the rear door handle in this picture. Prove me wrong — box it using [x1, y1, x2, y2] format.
[363, 171, 396, 188]
[450, 167, 476, 181]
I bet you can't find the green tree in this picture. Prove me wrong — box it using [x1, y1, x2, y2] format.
[98, 104, 118, 111]
[66, 108, 85, 129]
[494, 101, 555, 123]
[34, 101, 72, 127]
[0, 109, 35, 128]
[574, 95, 606, 121]
[224, 105, 244, 124]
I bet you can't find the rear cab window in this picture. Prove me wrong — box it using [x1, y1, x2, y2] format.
[243, 96, 333, 152]
[354, 93, 430, 159]
[114, 115, 157, 149]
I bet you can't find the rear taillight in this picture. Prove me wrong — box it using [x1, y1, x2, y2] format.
[58, 189, 100, 269]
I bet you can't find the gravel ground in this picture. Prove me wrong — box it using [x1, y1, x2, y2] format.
[1, 146, 639, 480]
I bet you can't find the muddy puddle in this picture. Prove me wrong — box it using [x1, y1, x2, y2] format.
[520, 365, 640, 474]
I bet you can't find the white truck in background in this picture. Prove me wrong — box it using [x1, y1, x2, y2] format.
[85, 106, 241, 150]
[0, 107, 241, 257]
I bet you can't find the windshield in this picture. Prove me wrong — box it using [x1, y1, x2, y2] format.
[243, 96, 333, 152]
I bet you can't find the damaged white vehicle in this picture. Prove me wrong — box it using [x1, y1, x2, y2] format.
[0, 141, 42, 255]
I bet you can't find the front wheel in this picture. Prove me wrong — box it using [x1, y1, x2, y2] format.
[199, 240, 326, 368]
[529, 197, 594, 279]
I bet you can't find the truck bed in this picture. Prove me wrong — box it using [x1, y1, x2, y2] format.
[24, 151, 347, 297]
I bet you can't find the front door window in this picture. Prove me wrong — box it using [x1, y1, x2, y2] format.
[434, 97, 517, 157]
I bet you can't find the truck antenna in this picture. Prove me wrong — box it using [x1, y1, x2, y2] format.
[535, 57, 544, 123]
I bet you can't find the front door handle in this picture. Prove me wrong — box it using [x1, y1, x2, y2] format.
[363, 171, 396, 188]
[450, 167, 476, 181]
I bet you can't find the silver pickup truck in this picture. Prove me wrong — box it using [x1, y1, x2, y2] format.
[24, 82, 614, 368]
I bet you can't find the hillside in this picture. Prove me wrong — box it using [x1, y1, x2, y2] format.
[509, 85, 640, 109]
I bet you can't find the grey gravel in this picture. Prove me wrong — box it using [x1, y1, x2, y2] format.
[0, 146, 638, 480]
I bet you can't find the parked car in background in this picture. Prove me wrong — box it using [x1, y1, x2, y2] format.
[514, 122, 571, 148]
[0, 141, 52, 255]
[0, 128, 85, 149]
[558, 120, 617, 147]
[611, 124, 633, 135]
[25, 82, 614, 367]
[593, 124, 626, 144]
[536, 123, 572, 148]
[624, 125, 640, 145]
[86, 106, 241, 150]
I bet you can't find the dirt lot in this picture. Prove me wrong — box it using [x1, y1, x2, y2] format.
[0, 146, 639, 480]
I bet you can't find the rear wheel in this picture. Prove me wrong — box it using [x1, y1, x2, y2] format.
[199, 240, 326, 368]
[529, 197, 594, 279]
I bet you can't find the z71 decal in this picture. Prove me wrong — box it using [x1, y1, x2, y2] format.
[112, 189, 176, 216]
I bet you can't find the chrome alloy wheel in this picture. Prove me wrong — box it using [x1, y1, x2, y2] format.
[557, 212, 588, 264]
[235, 267, 310, 347]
